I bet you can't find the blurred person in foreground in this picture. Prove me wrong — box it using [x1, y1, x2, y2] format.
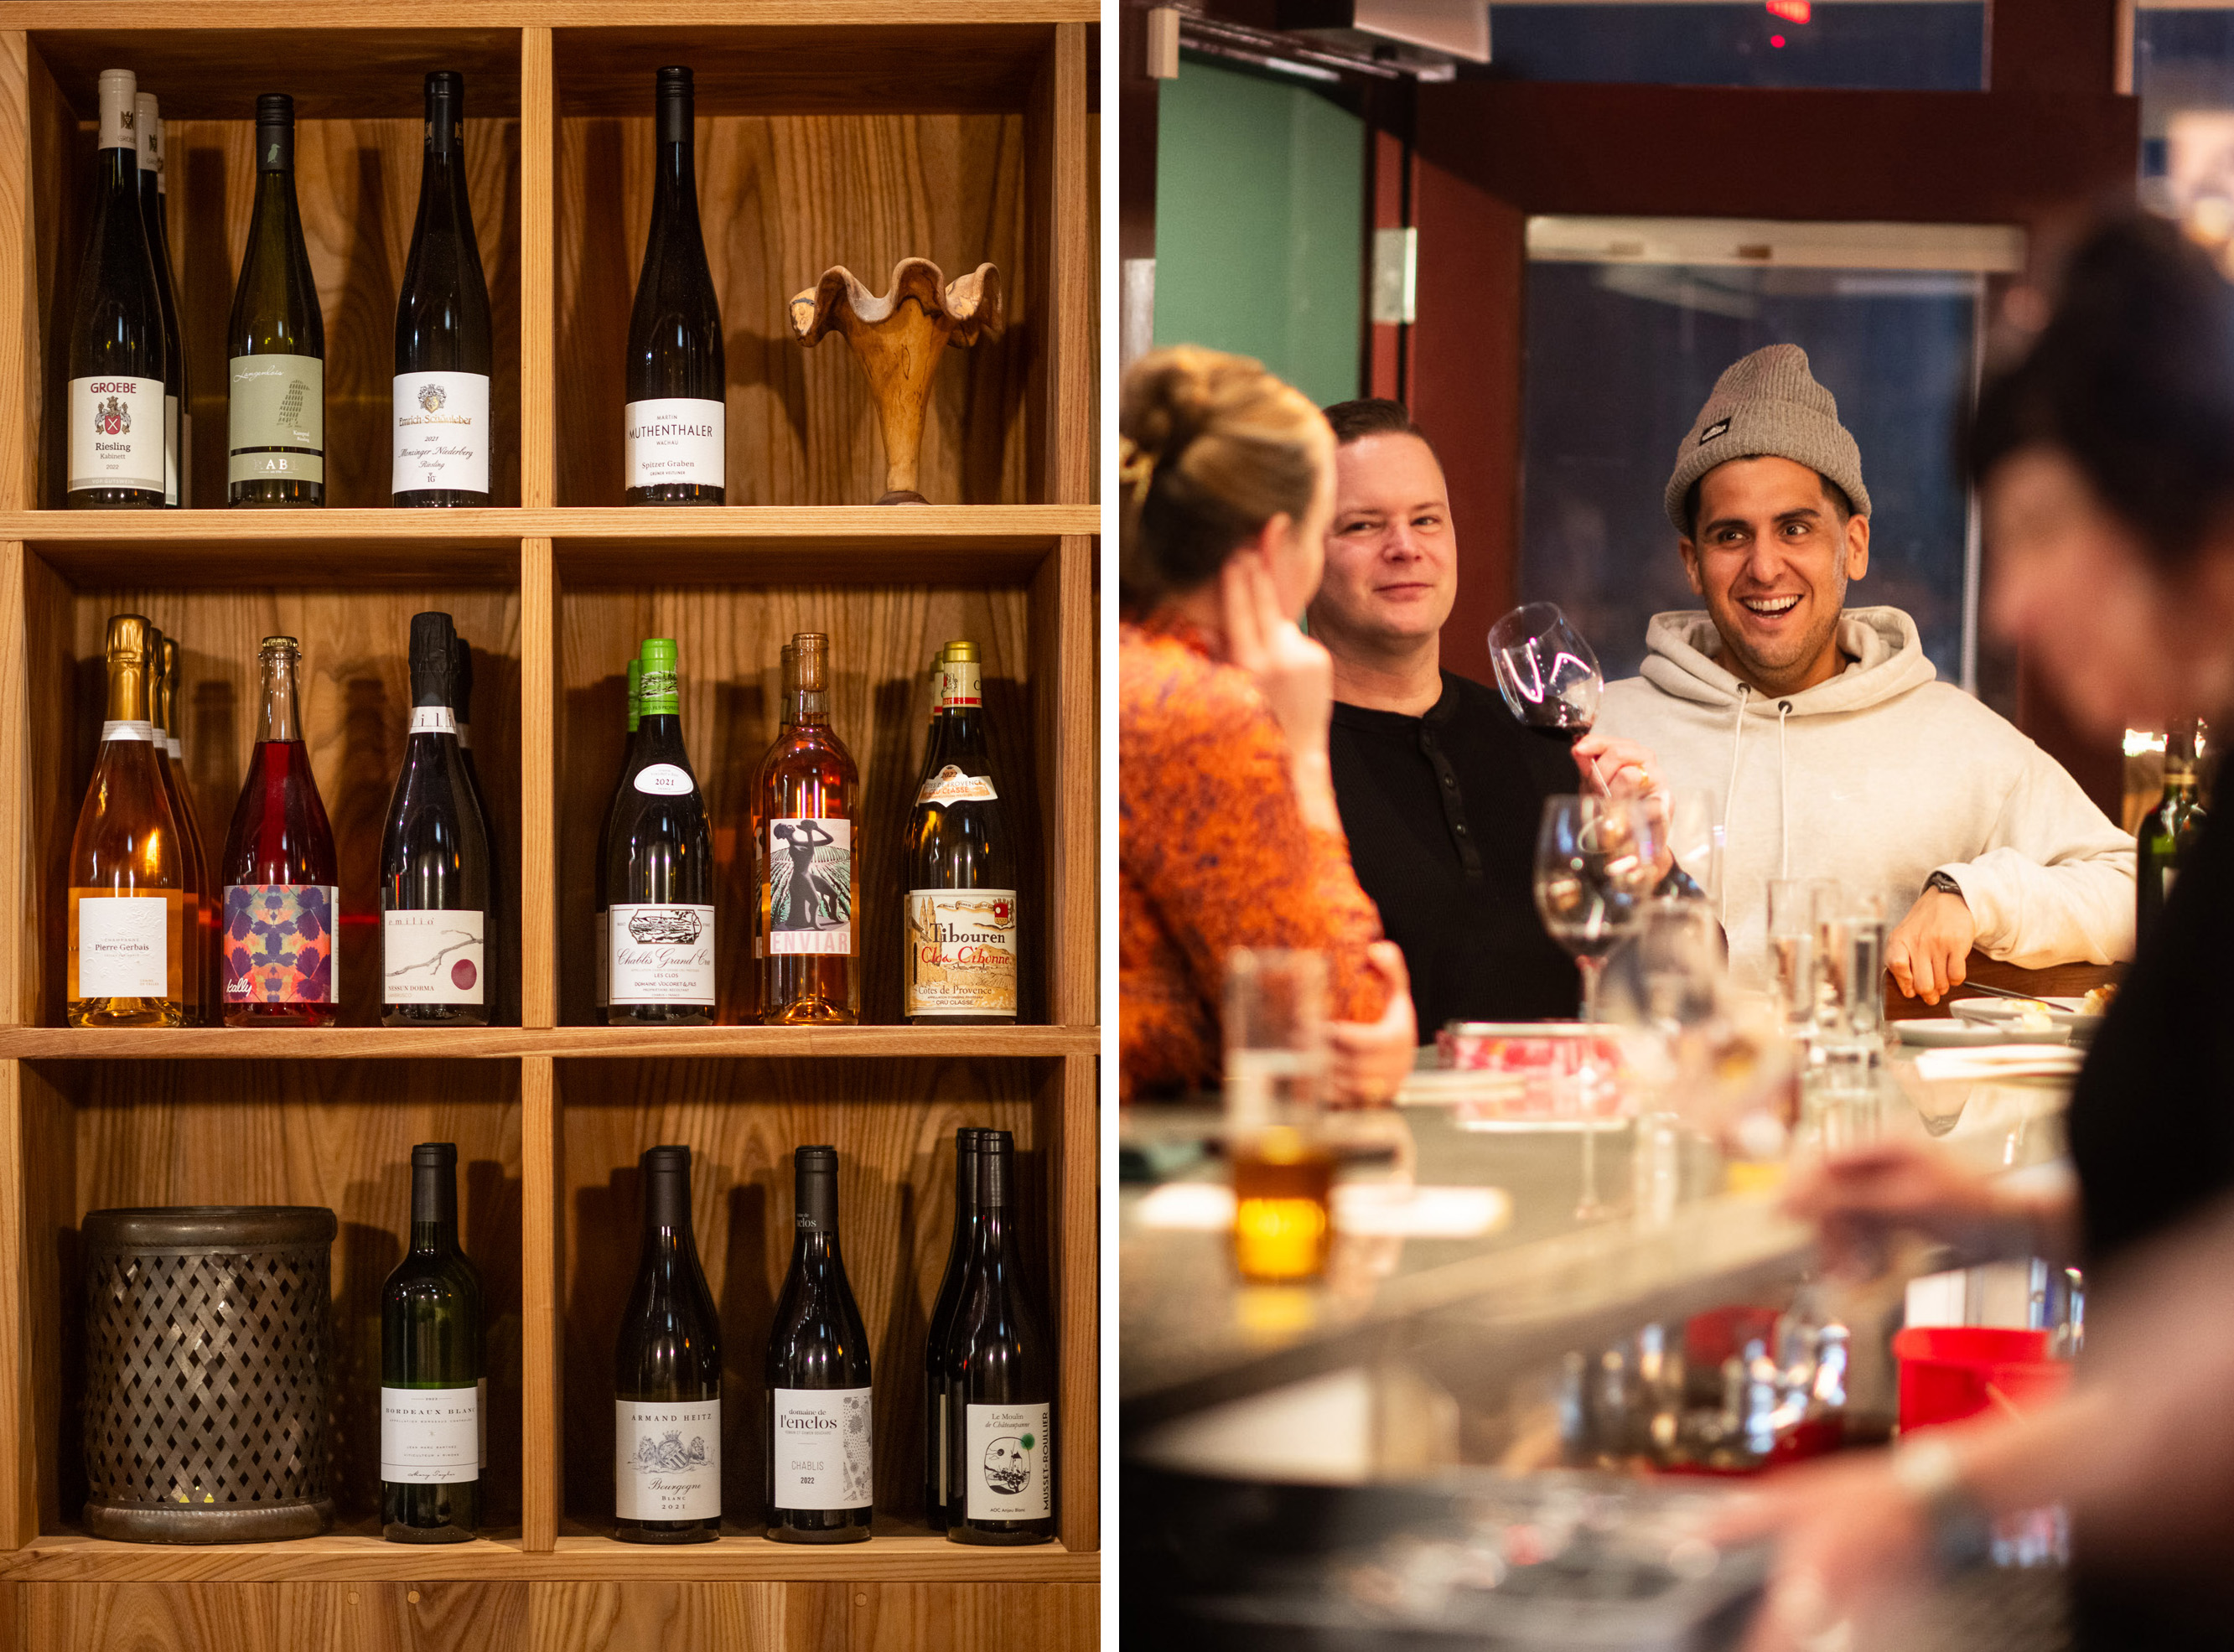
[1118, 347, 1415, 1105]
[1309, 398, 1667, 1031]
[1593, 344, 2134, 1002]
[1718, 216, 2234, 1652]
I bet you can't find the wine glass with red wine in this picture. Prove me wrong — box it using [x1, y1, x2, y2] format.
[1489, 602, 1603, 741]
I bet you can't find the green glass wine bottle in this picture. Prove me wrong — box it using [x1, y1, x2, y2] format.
[380, 1142, 485, 1543]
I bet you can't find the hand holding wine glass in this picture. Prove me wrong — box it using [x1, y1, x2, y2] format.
[1533, 794, 1665, 1023]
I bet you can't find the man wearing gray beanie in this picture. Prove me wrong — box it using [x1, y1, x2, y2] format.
[1594, 344, 2134, 998]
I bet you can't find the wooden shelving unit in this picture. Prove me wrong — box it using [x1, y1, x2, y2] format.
[0, 6, 1099, 1648]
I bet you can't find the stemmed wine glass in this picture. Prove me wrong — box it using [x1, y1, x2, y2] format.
[1490, 602, 1604, 737]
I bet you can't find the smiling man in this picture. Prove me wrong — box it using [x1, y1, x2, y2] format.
[1594, 344, 2135, 997]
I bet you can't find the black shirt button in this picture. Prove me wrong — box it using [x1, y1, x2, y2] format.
[1442, 774, 1456, 789]
[1454, 823, 1467, 835]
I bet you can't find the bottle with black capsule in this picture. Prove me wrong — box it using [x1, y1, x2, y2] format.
[765, 1145, 873, 1543]
[380, 1142, 485, 1543]
[134, 91, 185, 507]
[227, 92, 324, 505]
[614, 1144, 723, 1543]
[623, 65, 724, 505]
[66, 68, 167, 509]
[941, 1130, 1052, 1544]
[922, 1126, 985, 1530]
[393, 70, 492, 506]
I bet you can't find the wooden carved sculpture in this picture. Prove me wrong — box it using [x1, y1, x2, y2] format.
[788, 258, 1005, 505]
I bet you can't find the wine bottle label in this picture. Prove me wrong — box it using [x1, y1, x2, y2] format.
[75, 894, 169, 998]
[166, 736, 183, 761]
[228, 354, 324, 484]
[609, 904, 716, 1005]
[634, 763, 694, 796]
[163, 392, 179, 506]
[595, 908, 609, 1007]
[221, 884, 338, 1003]
[381, 1385, 480, 1484]
[409, 706, 458, 736]
[766, 819, 853, 956]
[771, 1386, 873, 1511]
[99, 719, 155, 743]
[383, 909, 485, 1004]
[916, 764, 998, 805]
[965, 1402, 1050, 1522]
[625, 397, 725, 490]
[479, 1376, 490, 1468]
[392, 370, 491, 495]
[904, 889, 1019, 1018]
[615, 1399, 721, 1520]
[69, 376, 166, 494]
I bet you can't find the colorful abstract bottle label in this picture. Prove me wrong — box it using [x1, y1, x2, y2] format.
[221, 883, 338, 1002]
[608, 904, 715, 1004]
[965, 1401, 1050, 1522]
[382, 909, 485, 1005]
[392, 370, 490, 495]
[766, 819, 853, 956]
[624, 397, 724, 490]
[69, 375, 166, 494]
[74, 893, 171, 999]
[615, 1399, 721, 1520]
[771, 1386, 873, 1511]
[381, 1385, 480, 1484]
[904, 889, 1018, 1018]
[228, 353, 324, 484]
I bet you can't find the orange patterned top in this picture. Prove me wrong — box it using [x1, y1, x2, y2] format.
[1119, 615, 1389, 1099]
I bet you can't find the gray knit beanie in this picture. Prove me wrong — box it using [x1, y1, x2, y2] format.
[1663, 344, 1870, 534]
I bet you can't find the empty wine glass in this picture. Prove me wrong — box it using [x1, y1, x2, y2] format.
[1490, 603, 1604, 736]
[1535, 794, 1664, 1023]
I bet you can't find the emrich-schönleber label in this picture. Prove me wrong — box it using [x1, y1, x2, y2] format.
[965, 1401, 1050, 1522]
[771, 1386, 873, 1511]
[391, 370, 490, 495]
[615, 1399, 721, 1520]
[904, 889, 1018, 1018]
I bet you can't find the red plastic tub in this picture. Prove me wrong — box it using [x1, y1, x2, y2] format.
[1892, 1326, 2071, 1432]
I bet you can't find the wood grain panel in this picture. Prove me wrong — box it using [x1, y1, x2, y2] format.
[18, 1582, 358, 1652]
[25, 578, 521, 1028]
[521, 1055, 560, 1552]
[520, 539, 557, 1029]
[552, 26, 1051, 116]
[10, 3, 1096, 29]
[0, 1063, 34, 1550]
[850, 1581, 1096, 1652]
[520, 30, 556, 510]
[555, 583, 1040, 1028]
[27, 33, 526, 122]
[0, 544, 23, 1028]
[553, 111, 1029, 507]
[15, 1062, 69, 1542]
[0, 35, 29, 514]
[24, 39, 79, 523]
[1024, 25, 1091, 506]
[16, 546, 66, 1032]
[1028, 538, 1093, 1028]
[28, 1059, 524, 1531]
[522, 1579, 833, 1651]
[1052, 1054, 1095, 1553]
[556, 1057, 1059, 1531]
[0, 1027, 1094, 1061]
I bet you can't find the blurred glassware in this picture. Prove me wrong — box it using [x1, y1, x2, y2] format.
[1490, 602, 1603, 735]
[1656, 787, 1721, 909]
[1224, 947, 1335, 1283]
[1534, 794, 1663, 1024]
[1765, 877, 1827, 1049]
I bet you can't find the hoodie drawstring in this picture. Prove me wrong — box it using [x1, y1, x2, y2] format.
[1777, 700, 1795, 880]
[1718, 686, 1750, 926]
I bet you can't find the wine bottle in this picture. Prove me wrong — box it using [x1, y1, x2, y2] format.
[941, 1131, 1051, 1545]
[765, 1145, 873, 1543]
[623, 65, 724, 505]
[606, 640, 714, 1023]
[381, 613, 490, 1026]
[904, 640, 1018, 1023]
[228, 92, 324, 505]
[744, 642, 795, 1023]
[67, 614, 185, 1026]
[923, 1126, 985, 1530]
[134, 92, 184, 508]
[595, 655, 643, 1015]
[393, 71, 492, 507]
[149, 105, 189, 506]
[2139, 716, 2210, 947]
[65, 70, 167, 510]
[615, 1144, 722, 1543]
[381, 1142, 485, 1543]
[143, 624, 202, 1027]
[758, 633, 858, 1024]
[219, 635, 339, 1024]
[452, 630, 506, 1023]
[152, 632, 210, 1023]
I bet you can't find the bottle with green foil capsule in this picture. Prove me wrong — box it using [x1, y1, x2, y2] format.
[381, 1142, 485, 1543]
[2139, 717, 2209, 949]
[606, 640, 714, 1023]
[596, 655, 644, 1013]
[227, 92, 324, 505]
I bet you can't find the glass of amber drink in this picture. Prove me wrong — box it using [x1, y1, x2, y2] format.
[1224, 949, 1335, 1283]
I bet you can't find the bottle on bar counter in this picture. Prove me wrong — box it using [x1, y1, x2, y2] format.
[757, 632, 858, 1024]
[606, 640, 715, 1024]
[765, 1145, 873, 1544]
[923, 1126, 986, 1531]
[219, 636, 339, 1024]
[904, 640, 1019, 1024]
[380, 1142, 485, 1544]
[624, 65, 724, 505]
[134, 91, 184, 508]
[67, 614, 185, 1026]
[393, 70, 492, 507]
[595, 655, 644, 1016]
[227, 92, 324, 506]
[151, 632, 210, 1023]
[615, 1145, 723, 1543]
[2139, 716, 2210, 948]
[66, 69, 168, 510]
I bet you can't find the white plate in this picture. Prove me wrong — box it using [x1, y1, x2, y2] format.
[1950, 995, 2091, 1028]
[1891, 1018, 2071, 1049]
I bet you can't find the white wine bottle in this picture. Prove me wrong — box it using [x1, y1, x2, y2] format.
[764, 1146, 872, 1544]
[227, 93, 324, 505]
[393, 71, 492, 506]
[134, 91, 185, 508]
[66, 70, 168, 510]
[614, 1145, 723, 1543]
[623, 65, 724, 505]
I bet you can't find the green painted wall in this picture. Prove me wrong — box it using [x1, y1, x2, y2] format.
[1153, 57, 1365, 407]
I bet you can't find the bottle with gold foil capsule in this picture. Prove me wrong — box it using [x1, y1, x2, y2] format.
[744, 641, 796, 1023]
[904, 641, 1018, 1023]
[757, 632, 858, 1023]
[147, 626, 206, 1025]
[67, 614, 186, 1026]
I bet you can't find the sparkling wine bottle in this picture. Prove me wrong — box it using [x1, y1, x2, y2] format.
[765, 1146, 872, 1544]
[605, 640, 714, 1023]
[152, 632, 210, 1023]
[380, 613, 490, 1026]
[134, 91, 184, 508]
[615, 1145, 722, 1543]
[66, 69, 168, 510]
[941, 1131, 1052, 1545]
[757, 633, 858, 1024]
[923, 1126, 985, 1530]
[623, 65, 724, 505]
[219, 635, 339, 1024]
[143, 624, 202, 1026]
[381, 1142, 485, 1543]
[595, 655, 642, 1015]
[904, 640, 1018, 1023]
[67, 614, 185, 1025]
[393, 71, 492, 506]
[227, 93, 324, 505]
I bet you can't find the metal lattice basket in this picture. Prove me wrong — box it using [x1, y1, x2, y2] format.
[80, 1206, 338, 1543]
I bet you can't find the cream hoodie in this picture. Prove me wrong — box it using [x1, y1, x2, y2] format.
[1595, 607, 2136, 985]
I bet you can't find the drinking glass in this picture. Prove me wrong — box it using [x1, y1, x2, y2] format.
[1656, 788, 1720, 909]
[1223, 948, 1335, 1283]
[1534, 795, 1664, 1023]
[1813, 888, 1888, 1100]
[1765, 878, 1829, 1047]
[1489, 602, 1604, 735]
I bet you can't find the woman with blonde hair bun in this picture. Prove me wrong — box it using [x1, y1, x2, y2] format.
[1118, 344, 1415, 1103]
